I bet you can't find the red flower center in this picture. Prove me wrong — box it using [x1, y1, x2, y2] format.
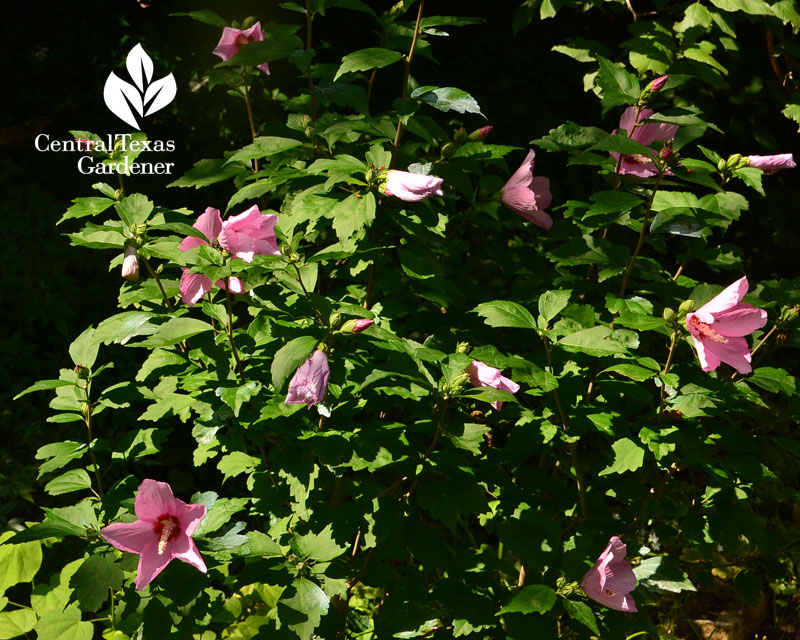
[234, 34, 251, 49]
[688, 315, 729, 344]
[153, 514, 180, 555]
[604, 588, 615, 595]
[625, 153, 651, 165]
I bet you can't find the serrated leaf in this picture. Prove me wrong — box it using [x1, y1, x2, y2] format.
[746, 367, 796, 395]
[497, 585, 557, 615]
[34, 604, 92, 640]
[596, 56, 640, 115]
[600, 364, 655, 381]
[216, 381, 262, 417]
[223, 136, 304, 165]
[557, 326, 628, 356]
[599, 437, 645, 475]
[331, 192, 376, 242]
[13, 380, 74, 400]
[217, 452, 261, 482]
[538, 290, 572, 325]
[133, 317, 213, 348]
[171, 9, 228, 28]
[291, 524, 346, 562]
[334, 48, 404, 81]
[472, 300, 537, 329]
[0, 609, 37, 639]
[44, 470, 92, 496]
[193, 498, 249, 537]
[280, 578, 330, 640]
[0, 532, 42, 594]
[69, 554, 123, 612]
[563, 599, 600, 634]
[411, 86, 484, 116]
[115, 193, 153, 229]
[168, 158, 249, 189]
[633, 556, 696, 593]
[68, 326, 99, 369]
[57, 197, 114, 224]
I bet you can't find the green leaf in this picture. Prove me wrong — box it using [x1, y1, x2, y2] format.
[94, 312, 156, 346]
[563, 599, 600, 634]
[0, 609, 37, 639]
[599, 438, 645, 475]
[13, 380, 74, 400]
[633, 556, 696, 592]
[472, 300, 537, 330]
[168, 158, 249, 189]
[217, 381, 262, 417]
[596, 56, 640, 115]
[557, 326, 628, 356]
[36, 441, 87, 477]
[280, 578, 330, 640]
[334, 48, 404, 81]
[291, 524, 346, 562]
[746, 367, 796, 395]
[0, 533, 42, 594]
[497, 585, 557, 615]
[600, 364, 656, 381]
[331, 192, 376, 242]
[69, 554, 123, 612]
[733, 166, 765, 195]
[194, 497, 249, 537]
[34, 604, 93, 640]
[444, 422, 490, 455]
[223, 136, 304, 165]
[171, 9, 228, 28]
[708, 0, 773, 16]
[115, 193, 153, 229]
[147, 221, 209, 242]
[271, 336, 320, 392]
[235, 531, 284, 557]
[538, 290, 572, 325]
[217, 452, 261, 482]
[133, 317, 214, 348]
[43, 470, 92, 496]
[589, 131, 655, 156]
[410, 86, 484, 116]
[57, 197, 114, 224]
[68, 326, 99, 369]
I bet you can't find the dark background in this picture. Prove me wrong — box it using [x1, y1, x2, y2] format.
[2, 0, 796, 520]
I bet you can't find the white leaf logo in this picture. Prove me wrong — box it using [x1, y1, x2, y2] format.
[103, 43, 176, 130]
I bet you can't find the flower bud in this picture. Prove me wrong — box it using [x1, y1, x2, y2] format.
[456, 342, 470, 354]
[660, 145, 674, 161]
[80, 401, 91, 418]
[389, 1, 405, 16]
[649, 75, 668, 92]
[727, 154, 742, 170]
[121, 245, 140, 281]
[75, 138, 95, 153]
[717, 159, 727, 173]
[329, 312, 343, 329]
[453, 128, 468, 146]
[75, 365, 90, 379]
[114, 189, 124, 201]
[779, 306, 799, 324]
[241, 16, 257, 28]
[341, 318, 374, 333]
[662, 307, 676, 322]
[441, 142, 457, 159]
[469, 125, 493, 141]
[678, 300, 695, 316]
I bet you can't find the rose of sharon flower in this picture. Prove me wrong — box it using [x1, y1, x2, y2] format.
[581, 536, 637, 612]
[121, 245, 139, 281]
[611, 106, 679, 178]
[384, 170, 444, 202]
[649, 75, 668, 92]
[178, 205, 280, 306]
[213, 22, 270, 75]
[75, 138, 95, 152]
[686, 275, 767, 374]
[500, 149, 553, 230]
[100, 479, 207, 591]
[466, 361, 520, 410]
[746, 154, 796, 174]
[352, 319, 374, 333]
[286, 349, 330, 406]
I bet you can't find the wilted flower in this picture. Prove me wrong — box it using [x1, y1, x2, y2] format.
[611, 107, 679, 178]
[685, 275, 767, 374]
[100, 479, 207, 591]
[286, 349, 330, 406]
[121, 245, 139, 281]
[466, 360, 520, 410]
[746, 154, 796, 174]
[500, 149, 553, 230]
[213, 22, 270, 75]
[580, 536, 637, 612]
[649, 75, 668, 92]
[178, 205, 279, 306]
[384, 170, 444, 202]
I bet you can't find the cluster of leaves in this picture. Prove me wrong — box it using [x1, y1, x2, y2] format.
[3, 1, 799, 639]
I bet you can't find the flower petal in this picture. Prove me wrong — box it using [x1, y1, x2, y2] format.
[703, 336, 753, 374]
[219, 205, 281, 262]
[711, 303, 767, 337]
[173, 537, 208, 574]
[503, 149, 535, 190]
[180, 270, 214, 307]
[101, 520, 155, 554]
[134, 538, 173, 590]
[696, 276, 748, 315]
[530, 176, 552, 211]
[285, 350, 330, 406]
[135, 478, 178, 521]
[174, 502, 208, 537]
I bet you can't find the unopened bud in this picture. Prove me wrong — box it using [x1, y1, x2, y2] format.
[114, 189, 124, 201]
[456, 342, 470, 354]
[780, 306, 799, 324]
[727, 154, 743, 170]
[341, 318, 375, 333]
[678, 300, 695, 316]
[329, 312, 343, 329]
[231, 19, 241, 29]
[80, 402, 91, 418]
[662, 307, 676, 322]
[441, 142, 456, 159]
[453, 128, 468, 146]
[649, 75, 668, 92]
[75, 138, 95, 153]
[121, 245, 139, 281]
[717, 159, 727, 173]
[389, 1, 404, 16]
[75, 365, 89, 379]
[365, 167, 377, 184]
[469, 125, 493, 141]
[660, 145, 674, 161]
[241, 16, 257, 28]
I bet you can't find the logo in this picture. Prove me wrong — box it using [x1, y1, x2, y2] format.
[104, 44, 176, 130]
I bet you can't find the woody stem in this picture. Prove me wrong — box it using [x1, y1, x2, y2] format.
[305, 0, 317, 122]
[224, 279, 246, 382]
[242, 70, 260, 173]
[658, 329, 679, 425]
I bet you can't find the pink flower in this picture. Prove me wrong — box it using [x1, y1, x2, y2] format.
[746, 154, 796, 174]
[649, 75, 668, 92]
[285, 349, 330, 406]
[352, 319, 374, 333]
[75, 138, 95, 152]
[611, 107, 679, 178]
[581, 536, 637, 612]
[500, 149, 553, 230]
[686, 276, 768, 374]
[213, 22, 270, 75]
[121, 245, 139, 281]
[466, 361, 520, 410]
[100, 479, 207, 591]
[178, 205, 279, 306]
[477, 125, 493, 140]
[384, 170, 444, 202]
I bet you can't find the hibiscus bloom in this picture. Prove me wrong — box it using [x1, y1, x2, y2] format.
[611, 107, 679, 178]
[286, 349, 330, 406]
[746, 154, 796, 174]
[500, 149, 553, 230]
[178, 205, 279, 306]
[581, 536, 637, 612]
[466, 361, 520, 410]
[685, 275, 767, 374]
[384, 170, 444, 202]
[213, 22, 270, 75]
[100, 479, 207, 590]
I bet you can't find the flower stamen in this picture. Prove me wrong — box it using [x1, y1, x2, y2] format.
[689, 316, 729, 344]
